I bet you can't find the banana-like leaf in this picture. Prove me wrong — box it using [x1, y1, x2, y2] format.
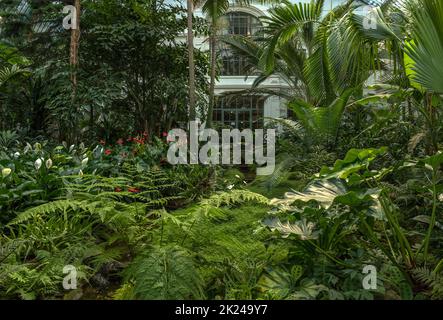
[270, 179, 347, 209]
[263, 217, 319, 240]
[319, 147, 388, 181]
[270, 178, 384, 219]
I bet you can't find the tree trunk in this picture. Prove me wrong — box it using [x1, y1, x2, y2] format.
[187, 0, 196, 121]
[70, 0, 81, 88]
[206, 21, 217, 128]
[67, 0, 81, 143]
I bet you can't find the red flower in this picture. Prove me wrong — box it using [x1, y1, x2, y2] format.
[127, 137, 133, 142]
[116, 138, 124, 145]
[143, 131, 148, 137]
[128, 187, 141, 193]
[104, 149, 112, 155]
[115, 187, 122, 192]
[162, 131, 168, 137]
[100, 139, 106, 145]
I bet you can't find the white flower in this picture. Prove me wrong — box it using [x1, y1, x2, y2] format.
[81, 157, 89, 166]
[24, 143, 32, 154]
[227, 184, 234, 190]
[45, 158, 53, 169]
[34, 158, 43, 170]
[13, 152, 20, 159]
[79, 169, 84, 176]
[2, 168, 12, 178]
[439, 194, 443, 202]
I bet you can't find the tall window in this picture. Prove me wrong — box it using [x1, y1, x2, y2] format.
[219, 11, 262, 76]
[221, 11, 262, 37]
[213, 96, 265, 130]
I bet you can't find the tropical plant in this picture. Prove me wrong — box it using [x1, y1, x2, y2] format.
[122, 245, 204, 300]
[288, 88, 355, 148]
[405, 0, 443, 94]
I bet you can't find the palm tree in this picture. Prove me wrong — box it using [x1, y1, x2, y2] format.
[258, 0, 379, 106]
[343, 0, 443, 153]
[222, 1, 366, 104]
[221, 0, 397, 147]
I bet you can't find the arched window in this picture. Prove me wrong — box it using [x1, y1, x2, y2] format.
[218, 11, 262, 76]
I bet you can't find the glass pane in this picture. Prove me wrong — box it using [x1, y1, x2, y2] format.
[214, 96, 265, 129]
[218, 12, 262, 76]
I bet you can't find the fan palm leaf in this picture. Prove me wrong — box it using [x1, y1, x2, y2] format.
[404, 0, 443, 93]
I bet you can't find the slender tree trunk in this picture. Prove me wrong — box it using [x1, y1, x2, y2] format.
[187, 0, 196, 121]
[65, 0, 80, 143]
[70, 0, 81, 90]
[426, 93, 438, 155]
[206, 21, 217, 128]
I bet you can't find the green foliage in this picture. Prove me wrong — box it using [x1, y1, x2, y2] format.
[0, 130, 19, 150]
[124, 245, 204, 300]
[0, 64, 28, 88]
[0, 0, 211, 142]
[405, 0, 443, 93]
[412, 267, 443, 300]
[1, 0, 443, 302]
[288, 88, 355, 147]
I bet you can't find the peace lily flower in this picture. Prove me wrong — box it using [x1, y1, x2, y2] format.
[34, 142, 42, 150]
[45, 158, 53, 169]
[2, 168, 12, 178]
[24, 143, 32, 154]
[13, 152, 20, 159]
[79, 169, 84, 176]
[34, 158, 43, 170]
[81, 157, 89, 166]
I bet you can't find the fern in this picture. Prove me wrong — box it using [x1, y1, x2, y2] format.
[9, 200, 88, 225]
[191, 190, 269, 220]
[412, 267, 443, 299]
[203, 190, 268, 208]
[124, 245, 204, 300]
